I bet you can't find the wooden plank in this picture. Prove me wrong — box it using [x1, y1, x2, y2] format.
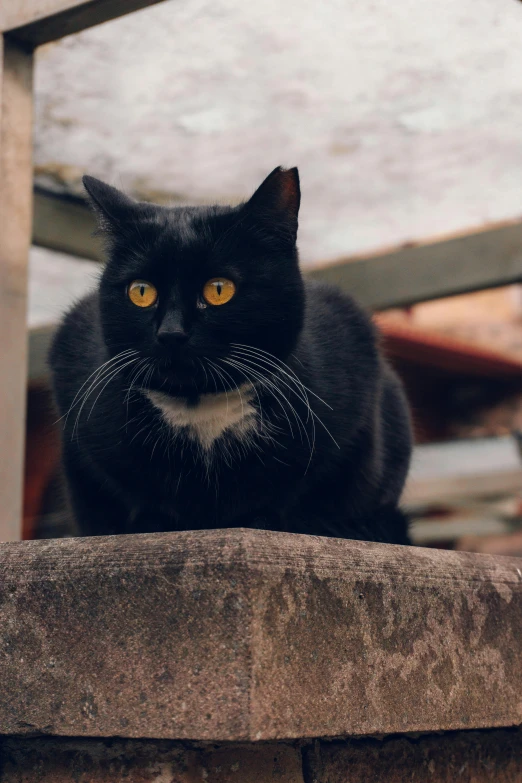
[0, 37, 34, 542]
[0, 529, 520, 740]
[309, 218, 522, 309]
[1, 0, 98, 32]
[2, 0, 168, 46]
[403, 469, 522, 507]
[31, 188, 522, 308]
[403, 436, 522, 508]
[28, 325, 55, 381]
[33, 187, 101, 260]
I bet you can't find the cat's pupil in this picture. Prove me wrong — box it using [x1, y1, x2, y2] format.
[216, 282, 222, 296]
[140, 285, 145, 297]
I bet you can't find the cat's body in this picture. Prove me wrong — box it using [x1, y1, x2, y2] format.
[50, 168, 412, 542]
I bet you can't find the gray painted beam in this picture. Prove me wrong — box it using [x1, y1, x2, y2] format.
[2, 0, 168, 46]
[308, 221, 522, 310]
[28, 326, 55, 382]
[32, 188, 522, 313]
[33, 187, 101, 261]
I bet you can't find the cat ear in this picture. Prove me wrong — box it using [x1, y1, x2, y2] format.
[245, 167, 300, 243]
[83, 176, 137, 233]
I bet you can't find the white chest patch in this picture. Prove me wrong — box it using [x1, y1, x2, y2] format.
[145, 385, 257, 450]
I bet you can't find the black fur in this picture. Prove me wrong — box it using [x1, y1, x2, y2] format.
[49, 167, 412, 543]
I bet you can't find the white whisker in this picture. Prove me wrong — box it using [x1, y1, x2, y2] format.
[83, 357, 139, 424]
[232, 343, 333, 409]
[231, 346, 339, 452]
[223, 357, 307, 445]
[59, 349, 138, 424]
[71, 355, 140, 440]
[230, 349, 316, 466]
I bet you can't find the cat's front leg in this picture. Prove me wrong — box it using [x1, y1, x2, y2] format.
[62, 450, 132, 536]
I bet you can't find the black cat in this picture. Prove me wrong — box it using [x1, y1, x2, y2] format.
[49, 167, 412, 542]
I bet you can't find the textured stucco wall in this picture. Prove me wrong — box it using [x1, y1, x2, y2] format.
[28, 247, 98, 329]
[34, 0, 522, 265]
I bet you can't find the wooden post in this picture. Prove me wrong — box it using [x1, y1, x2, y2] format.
[0, 36, 34, 542]
[0, 0, 167, 542]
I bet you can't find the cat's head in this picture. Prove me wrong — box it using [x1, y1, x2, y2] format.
[83, 167, 304, 397]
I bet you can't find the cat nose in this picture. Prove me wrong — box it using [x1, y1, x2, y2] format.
[157, 311, 190, 347]
[157, 325, 190, 347]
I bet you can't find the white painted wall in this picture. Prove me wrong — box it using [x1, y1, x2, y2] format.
[34, 0, 522, 266]
[28, 248, 99, 328]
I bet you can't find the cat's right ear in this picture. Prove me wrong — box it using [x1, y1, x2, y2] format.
[83, 176, 137, 234]
[244, 167, 300, 246]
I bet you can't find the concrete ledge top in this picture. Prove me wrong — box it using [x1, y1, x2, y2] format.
[0, 529, 521, 741]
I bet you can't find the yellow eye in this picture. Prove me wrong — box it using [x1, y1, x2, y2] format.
[202, 278, 236, 306]
[128, 280, 158, 308]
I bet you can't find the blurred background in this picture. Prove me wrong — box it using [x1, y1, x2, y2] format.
[26, 0, 522, 552]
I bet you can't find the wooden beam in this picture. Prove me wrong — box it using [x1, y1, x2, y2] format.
[309, 219, 522, 309]
[31, 189, 522, 309]
[28, 325, 55, 382]
[1, 0, 168, 46]
[0, 36, 34, 542]
[33, 187, 101, 260]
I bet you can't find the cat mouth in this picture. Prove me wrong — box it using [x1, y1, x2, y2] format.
[137, 356, 211, 396]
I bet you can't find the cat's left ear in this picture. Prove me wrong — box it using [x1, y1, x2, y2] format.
[245, 167, 300, 243]
[83, 176, 138, 235]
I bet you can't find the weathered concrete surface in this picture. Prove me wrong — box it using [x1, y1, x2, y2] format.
[0, 530, 521, 741]
[0, 531, 254, 741]
[306, 729, 522, 783]
[248, 533, 522, 740]
[0, 739, 303, 782]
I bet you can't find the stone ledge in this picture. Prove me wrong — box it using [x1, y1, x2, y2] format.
[0, 529, 521, 741]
